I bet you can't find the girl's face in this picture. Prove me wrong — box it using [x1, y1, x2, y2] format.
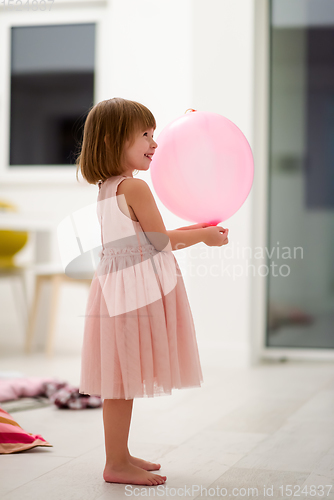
[122, 127, 157, 176]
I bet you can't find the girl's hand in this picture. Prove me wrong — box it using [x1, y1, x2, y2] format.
[202, 226, 229, 247]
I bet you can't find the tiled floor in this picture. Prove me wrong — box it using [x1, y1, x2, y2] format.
[0, 354, 334, 499]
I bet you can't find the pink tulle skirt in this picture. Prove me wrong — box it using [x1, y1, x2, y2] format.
[79, 245, 203, 400]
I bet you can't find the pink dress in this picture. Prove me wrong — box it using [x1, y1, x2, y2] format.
[79, 175, 203, 400]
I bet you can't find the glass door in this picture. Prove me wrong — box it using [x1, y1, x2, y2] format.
[267, 0, 334, 349]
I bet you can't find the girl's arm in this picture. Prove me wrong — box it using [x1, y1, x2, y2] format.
[123, 178, 207, 251]
[121, 179, 226, 251]
[167, 229, 206, 250]
[176, 223, 206, 231]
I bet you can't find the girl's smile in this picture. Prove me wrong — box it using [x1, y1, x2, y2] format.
[122, 128, 157, 176]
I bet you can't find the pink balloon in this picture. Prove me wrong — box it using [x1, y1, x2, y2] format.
[150, 110, 254, 224]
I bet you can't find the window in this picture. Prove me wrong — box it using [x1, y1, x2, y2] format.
[10, 23, 95, 166]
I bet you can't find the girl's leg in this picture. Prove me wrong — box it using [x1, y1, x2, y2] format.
[102, 398, 167, 486]
[102, 398, 133, 465]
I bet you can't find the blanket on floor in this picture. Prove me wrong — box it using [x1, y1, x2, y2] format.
[0, 377, 102, 409]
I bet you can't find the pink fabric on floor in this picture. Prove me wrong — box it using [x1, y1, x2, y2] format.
[0, 377, 60, 402]
[0, 377, 102, 409]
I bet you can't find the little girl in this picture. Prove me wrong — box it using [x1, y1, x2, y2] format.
[75, 97, 229, 487]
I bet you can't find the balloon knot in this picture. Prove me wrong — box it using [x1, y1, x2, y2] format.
[185, 108, 197, 114]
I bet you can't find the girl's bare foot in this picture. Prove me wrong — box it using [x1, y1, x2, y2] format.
[128, 455, 161, 471]
[103, 460, 167, 486]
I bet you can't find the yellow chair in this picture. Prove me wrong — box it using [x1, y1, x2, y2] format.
[0, 200, 30, 334]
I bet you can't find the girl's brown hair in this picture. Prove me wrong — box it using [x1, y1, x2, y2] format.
[75, 98, 156, 185]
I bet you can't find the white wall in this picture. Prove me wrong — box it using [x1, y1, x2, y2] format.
[0, 0, 257, 367]
[188, 0, 255, 367]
